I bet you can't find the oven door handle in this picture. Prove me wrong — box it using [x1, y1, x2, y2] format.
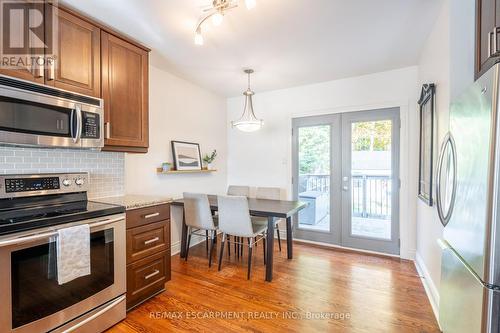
[0, 215, 124, 247]
[61, 294, 126, 333]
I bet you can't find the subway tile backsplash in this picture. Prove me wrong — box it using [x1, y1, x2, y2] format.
[0, 146, 125, 199]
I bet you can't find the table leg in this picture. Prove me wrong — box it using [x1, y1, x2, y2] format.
[286, 216, 293, 259]
[180, 211, 188, 258]
[266, 216, 275, 282]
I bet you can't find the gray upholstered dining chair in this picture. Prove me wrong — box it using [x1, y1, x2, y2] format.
[217, 195, 267, 279]
[183, 192, 218, 267]
[227, 185, 250, 197]
[256, 187, 283, 252]
[227, 185, 250, 258]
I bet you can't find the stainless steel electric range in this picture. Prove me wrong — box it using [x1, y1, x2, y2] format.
[0, 172, 126, 333]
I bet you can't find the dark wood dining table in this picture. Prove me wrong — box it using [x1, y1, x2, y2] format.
[171, 195, 307, 282]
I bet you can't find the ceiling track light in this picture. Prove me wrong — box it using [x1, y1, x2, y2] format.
[194, 0, 256, 45]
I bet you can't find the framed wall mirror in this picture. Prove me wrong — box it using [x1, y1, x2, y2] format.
[417, 83, 435, 206]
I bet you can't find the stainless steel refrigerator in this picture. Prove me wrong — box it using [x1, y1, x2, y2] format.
[438, 63, 500, 333]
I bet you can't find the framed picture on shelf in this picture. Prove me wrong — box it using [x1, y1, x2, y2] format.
[417, 83, 435, 206]
[171, 141, 203, 171]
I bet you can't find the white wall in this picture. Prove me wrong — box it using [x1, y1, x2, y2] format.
[415, 0, 476, 321]
[125, 61, 228, 251]
[415, 0, 450, 320]
[450, 0, 475, 100]
[227, 66, 419, 259]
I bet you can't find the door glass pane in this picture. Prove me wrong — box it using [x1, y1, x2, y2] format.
[297, 125, 330, 231]
[11, 229, 114, 328]
[350, 120, 392, 240]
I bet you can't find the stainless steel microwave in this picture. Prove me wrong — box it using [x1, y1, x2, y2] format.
[0, 75, 104, 149]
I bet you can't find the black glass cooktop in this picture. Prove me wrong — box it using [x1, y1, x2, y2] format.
[0, 196, 124, 236]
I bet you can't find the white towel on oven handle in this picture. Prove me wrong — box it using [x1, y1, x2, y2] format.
[57, 224, 91, 285]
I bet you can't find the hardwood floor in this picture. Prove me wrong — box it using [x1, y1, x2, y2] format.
[107, 239, 440, 333]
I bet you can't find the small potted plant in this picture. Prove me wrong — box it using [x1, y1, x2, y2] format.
[161, 162, 172, 172]
[202, 150, 217, 170]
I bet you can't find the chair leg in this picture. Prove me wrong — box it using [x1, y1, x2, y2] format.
[205, 230, 209, 256]
[247, 243, 253, 280]
[241, 239, 244, 258]
[218, 233, 226, 271]
[185, 227, 192, 261]
[227, 235, 231, 257]
[255, 236, 258, 247]
[235, 236, 239, 259]
[208, 230, 216, 268]
[263, 236, 266, 265]
[276, 226, 282, 252]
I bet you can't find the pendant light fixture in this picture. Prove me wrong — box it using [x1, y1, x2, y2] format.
[231, 69, 263, 132]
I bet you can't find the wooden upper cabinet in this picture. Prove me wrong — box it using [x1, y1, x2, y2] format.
[0, 3, 149, 152]
[0, 1, 45, 84]
[476, 0, 500, 79]
[45, 5, 101, 97]
[101, 31, 149, 151]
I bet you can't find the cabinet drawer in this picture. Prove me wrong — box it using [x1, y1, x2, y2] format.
[126, 250, 170, 310]
[126, 204, 170, 229]
[127, 220, 170, 263]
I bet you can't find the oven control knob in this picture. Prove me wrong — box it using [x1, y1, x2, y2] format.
[62, 179, 71, 187]
[75, 178, 85, 186]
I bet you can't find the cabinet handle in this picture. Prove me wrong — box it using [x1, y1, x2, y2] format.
[489, 30, 494, 57]
[105, 122, 111, 139]
[493, 27, 499, 56]
[144, 212, 160, 219]
[144, 237, 160, 245]
[488, 27, 500, 57]
[33, 56, 44, 78]
[48, 58, 55, 81]
[144, 270, 160, 280]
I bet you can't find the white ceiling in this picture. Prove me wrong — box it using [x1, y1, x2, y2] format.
[61, 0, 443, 97]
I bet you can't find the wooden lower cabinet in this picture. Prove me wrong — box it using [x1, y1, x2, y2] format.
[126, 250, 171, 310]
[126, 204, 171, 310]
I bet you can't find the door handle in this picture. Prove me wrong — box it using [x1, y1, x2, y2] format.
[436, 133, 457, 227]
[342, 186, 349, 191]
[70, 109, 76, 141]
[0, 215, 124, 248]
[72, 105, 82, 143]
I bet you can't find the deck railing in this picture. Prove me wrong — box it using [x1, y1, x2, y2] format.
[299, 173, 391, 219]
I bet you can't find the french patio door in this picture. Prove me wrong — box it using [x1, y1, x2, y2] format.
[292, 108, 400, 255]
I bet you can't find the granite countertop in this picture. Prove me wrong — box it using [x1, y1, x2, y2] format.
[95, 194, 173, 210]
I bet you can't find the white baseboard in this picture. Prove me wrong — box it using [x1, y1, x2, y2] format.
[293, 237, 401, 258]
[403, 248, 416, 261]
[414, 252, 440, 324]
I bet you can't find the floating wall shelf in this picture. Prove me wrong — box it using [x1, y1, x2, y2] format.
[156, 168, 217, 174]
